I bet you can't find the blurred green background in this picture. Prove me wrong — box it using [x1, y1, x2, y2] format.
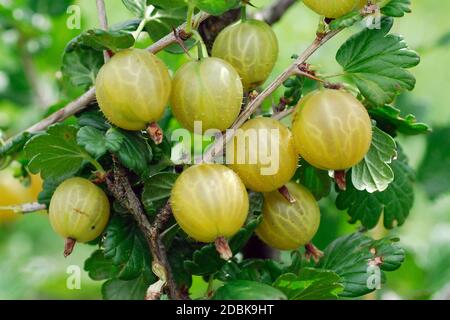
[0, 0, 449, 299]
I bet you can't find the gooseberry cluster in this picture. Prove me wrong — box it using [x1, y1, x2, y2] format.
[45, 7, 373, 258]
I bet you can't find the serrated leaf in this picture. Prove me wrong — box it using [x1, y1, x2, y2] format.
[24, 124, 95, 181]
[104, 215, 153, 281]
[336, 17, 420, 107]
[65, 29, 135, 53]
[84, 250, 119, 281]
[122, 0, 147, 17]
[337, 151, 414, 229]
[417, 127, 450, 199]
[273, 268, 343, 300]
[77, 108, 111, 131]
[369, 105, 431, 135]
[318, 232, 405, 298]
[37, 178, 59, 206]
[76, 126, 124, 159]
[381, 0, 411, 18]
[102, 274, 151, 300]
[114, 130, 153, 177]
[212, 280, 287, 300]
[184, 216, 262, 276]
[216, 259, 281, 285]
[61, 48, 103, 88]
[294, 159, 331, 200]
[142, 172, 178, 215]
[351, 126, 397, 193]
[145, 7, 195, 54]
[195, 0, 240, 16]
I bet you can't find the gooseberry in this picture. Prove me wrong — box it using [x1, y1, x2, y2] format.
[303, 0, 367, 19]
[49, 177, 110, 256]
[227, 117, 298, 192]
[212, 19, 279, 91]
[170, 164, 249, 243]
[95, 48, 172, 131]
[291, 89, 372, 171]
[170, 57, 243, 133]
[256, 182, 320, 250]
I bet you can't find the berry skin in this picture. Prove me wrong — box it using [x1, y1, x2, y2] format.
[49, 177, 110, 243]
[170, 164, 249, 243]
[227, 117, 298, 192]
[212, 19, 279, 91]
[291, 89, 372, 171]
[303, 0, 367, 18]
[256, 182, 320, 250]
[170, 57, 243, 133]
[95, 48, 172, 130]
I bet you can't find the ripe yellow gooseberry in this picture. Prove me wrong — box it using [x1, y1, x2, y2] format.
[170, 57, 243, 133]
[303, 0, 367, 19]
[212, 19, 279, 91]
[95, 48, 172, 130]
[227, 117, 298, 192]
[49, 177, 110, 255]
[256, 182, 320, 250]
[291, 89, 372, 171]
[0, 170, 42, 224]
[170, 164, 249, 243]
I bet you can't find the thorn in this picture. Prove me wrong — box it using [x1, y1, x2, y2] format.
[278, 185, 296, 204]
[304, 242, 324, 263]
[64, 238, 76, 257]
[334, 170, 347, 191]
[147, 122, 163, 145]
[215, 236, 233, 261]
[172, 27, 193, 58]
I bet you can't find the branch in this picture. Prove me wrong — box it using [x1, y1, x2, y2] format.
[252, 0, 297, 25]
[0, 202, 46, 214]
[7, 12, 210, 142]
[202, 29, 342, 163]
[96, 0, 110, 62]
[105, 159, 184, 300]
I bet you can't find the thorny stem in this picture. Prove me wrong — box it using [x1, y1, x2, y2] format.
[0, 202, 46, 214]
[105, 158, 184, 300]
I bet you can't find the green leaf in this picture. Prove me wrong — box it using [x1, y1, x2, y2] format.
[28, 0, 73, 16]
[114, 130, 153, 177]
[148, 0, 187, 9]
[66, 29, 135, 53]
[102, 274, 151, 300]
[369, 105, 431, 135]
[142, 172, 179, 215]
[417, 127, 450, 200]
[104, 215, 153, 281]
[77, 108, 111, 131]
[216, 259, 281, 285]
[337, 151, 414, 229]
[381, 0, 412, 18]
[0, 132, 33, 158]
[336, 17, 420, 107]
[213, 280, 287, 300]
[145, 7, 195, 54]
[248, 191, 264, 215]
[318, 232, 405, 298]
[77, 126, 124, 158]
[24, 124, 95, 181]
[195, 0, 240, 16]
[61, 48, 103, 88]
[167, 237, 194, 288]
[37, 178, 60, 206]
[184, 216, 262, 276]
[122, 0, 147, 17]
[84, 250, 119, 281]
[273, 268, 343, 300]
[351, 126, 397, 193]
[294, 159, 331, 200]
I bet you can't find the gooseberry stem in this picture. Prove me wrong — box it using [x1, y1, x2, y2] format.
[192, 30, 206, 60]
[0, 202, 46, 214]
[134, 6, 153, 41]
[241, 4, 247, 22]
[185, 4, 195, 35]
